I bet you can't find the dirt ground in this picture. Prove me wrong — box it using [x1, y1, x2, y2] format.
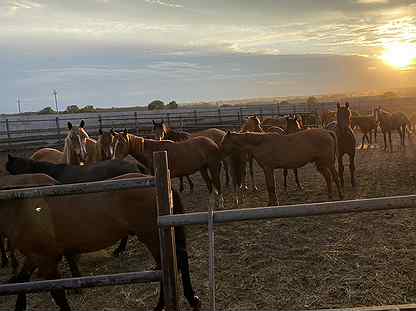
[1, 131, 416, 310]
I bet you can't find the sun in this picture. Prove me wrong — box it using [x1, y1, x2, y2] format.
[381, 43, 416, 69]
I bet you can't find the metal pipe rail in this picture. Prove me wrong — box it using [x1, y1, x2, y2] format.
[159, 194, 416, 227]
[0, 177, 155, 201]
[0, 271, 161, 295]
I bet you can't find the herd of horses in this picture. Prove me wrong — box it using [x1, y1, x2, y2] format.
[0, 103, 414, 310]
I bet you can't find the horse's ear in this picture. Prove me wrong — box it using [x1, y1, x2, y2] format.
[110, 128, 115, 136]
[336, 102, 340, 109]
[80, 120, 85, 128]
[161, 119, 164, 125]
[7, 154, 14, 161]
[152, 120, 156, 125]
[67, 122, 73, 130]
[123, 128, 128, 136]
[345, 102, 350, 108]
[98, 128, 103, 135]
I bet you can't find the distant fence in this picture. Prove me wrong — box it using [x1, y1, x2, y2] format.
[1, 97, 416, 152]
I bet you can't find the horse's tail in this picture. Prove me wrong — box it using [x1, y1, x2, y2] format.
[172, 189, 186, 245]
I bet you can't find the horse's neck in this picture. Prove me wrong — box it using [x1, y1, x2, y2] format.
[127, 134, 145, 156]
[239, 132, 267, 147]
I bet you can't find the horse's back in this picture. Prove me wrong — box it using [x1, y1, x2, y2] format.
[0, 173, 59, 190]
[192, 128, 225, 145]
[31, 148, 63, 164]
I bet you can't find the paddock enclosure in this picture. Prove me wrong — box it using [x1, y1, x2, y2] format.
[2, 115, 416, 310]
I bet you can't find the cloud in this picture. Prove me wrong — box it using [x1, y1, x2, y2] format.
[143, 0, 183, 8]
[2, 0, 43, 16]
[356, 0, 389, 4]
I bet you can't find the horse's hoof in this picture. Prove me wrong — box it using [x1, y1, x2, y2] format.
[191, 295, 202, 311]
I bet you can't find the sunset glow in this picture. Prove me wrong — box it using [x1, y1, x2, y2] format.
[382, 43, 416, 70]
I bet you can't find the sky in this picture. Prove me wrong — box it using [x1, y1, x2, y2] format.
[1, 0, 416, 113]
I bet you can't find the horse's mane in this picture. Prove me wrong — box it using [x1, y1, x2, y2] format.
[127, 133, 145, 154]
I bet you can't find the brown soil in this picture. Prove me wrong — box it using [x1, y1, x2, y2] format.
[1, 132, 416, 310]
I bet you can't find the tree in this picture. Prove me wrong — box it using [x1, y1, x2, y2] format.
[148, 100, 165, 110]
[306, 96, 319, 105]
[80, 105, 95, 113]
[38, 106, 56, 114]
[166, 100, 178, 109]
[65, 105, 80, 113]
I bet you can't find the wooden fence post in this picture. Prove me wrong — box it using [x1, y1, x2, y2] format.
[5, 119, 11, 150]
[276, 102, 280, 116]
[238, 107, 243, 124]
[154, 151, 180, 311]
[134, 112, 139, 135]
[193, 110, 198, 126]
[55, 117, 62, 145]
[217, 109, 222, 124]
[98, 115, 103, 131]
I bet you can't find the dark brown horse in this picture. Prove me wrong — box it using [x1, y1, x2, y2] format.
[351, 113, 378, 149]
[220, 130, 342, 206]
[375, 107, 412, 152]
[152, 120, 194, 192]
[326, 102, 356, 187]
[113, 131, 222, 194]
[1, 173, 201, 311]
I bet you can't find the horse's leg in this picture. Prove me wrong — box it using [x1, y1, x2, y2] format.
[329, 164, 343, 199]
[283, 169, 288, 192]
[317, 165, 333, 200]
[222, 159, 230, 187]
[249, 156, 258, 191]
[349, 153, 356, 187]
[186, 175, 194, 193]
[38, 259, 71, 311]
[208, 161, 222, 195]
[383, 131, 387, 151]
[200, 166, 213, 193]
[293, 168, 302, 190]
[389, 131, 393, 152]
[9, 257, 37, 311]
[0, 235, 8, 268]
[263, 167, 278, 206]
[338, 153, 344, 188]
[113, 237, 129, 257]
[179, 176, 185, 192]
[374, 127, 377, 143]
[360, 134, 366, 149]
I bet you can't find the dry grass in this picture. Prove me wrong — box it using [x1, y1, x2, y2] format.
[1, 132, 416, 310]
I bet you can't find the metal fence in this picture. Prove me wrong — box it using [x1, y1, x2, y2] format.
[0, 151, 181, 310]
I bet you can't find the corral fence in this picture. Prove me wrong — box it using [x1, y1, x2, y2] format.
[2, 151, 416, 310]
[5, 96, 411, 152]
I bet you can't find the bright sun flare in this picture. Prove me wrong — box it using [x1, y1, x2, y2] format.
[382, 43, 416, 69]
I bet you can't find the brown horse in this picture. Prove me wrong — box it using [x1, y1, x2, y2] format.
[152, 120, 194, 192]
[220, 130, 342, 206]
[1, 173, 201, 311]
[282, 116, 303, 191]
[31, 121, 87, 165]
[375, 107, 412, 152]
[320, 108, 337, 128]
[326, 103, 356, 187]
[113, 131, 222, 194]
[351, 114, 378, 149]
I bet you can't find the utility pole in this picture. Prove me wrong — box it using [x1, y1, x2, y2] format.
[53, 89, 59, 113]
[17, 97, 21, 114]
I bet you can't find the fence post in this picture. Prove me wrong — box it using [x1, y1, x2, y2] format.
[276, 102, 280, 116]
[217, 109, 222, 124]
[55, 117, 62, 145]
[238, 108, 243, 124]
[193, 110, 198, 126]
[166, 113, 171, 126]
[98, 115, 103, 131]
[134, 112, 139, 135]
[154, 151, 179, 311]
[5, 119, 11, 150]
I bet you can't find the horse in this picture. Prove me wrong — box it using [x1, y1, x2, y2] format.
[220, 129, 342, 206]
[1, 173, 201, 311]
[409, 112, 416, 132]
[326, 103, 356, 187]
[113, 131, 222, 194]
[351, 114, 378, 149]
[375, 107, 412, 152]
[30, 121, 87, 165]
[152, 120, 194, 193]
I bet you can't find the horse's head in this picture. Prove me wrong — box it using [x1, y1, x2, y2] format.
[152, 120, 166, 140]
[241, 115, 262, 132]
[65, 121, 87, 164]
[336, 102, 352, 130]
[98, 129, 115, 160]
[113, 129, 130, 159]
